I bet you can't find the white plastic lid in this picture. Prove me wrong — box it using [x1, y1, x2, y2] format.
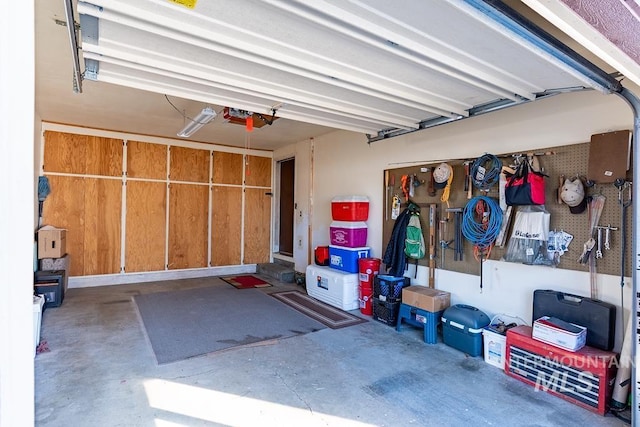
[331, 195, 369, 203]
[329, 245, 370, 251]
[330, 221, 368, 229]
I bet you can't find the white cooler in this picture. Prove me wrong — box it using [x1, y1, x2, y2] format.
[306, 264, 359, 311]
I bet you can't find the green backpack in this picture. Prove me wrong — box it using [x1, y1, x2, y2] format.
[405, 213, 426, 260]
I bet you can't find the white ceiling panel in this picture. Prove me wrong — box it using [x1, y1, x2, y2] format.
[66, 0, 621, 143]
[87, 23, 442, 125]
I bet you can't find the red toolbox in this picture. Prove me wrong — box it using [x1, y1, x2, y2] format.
[505, 326, 618, 415]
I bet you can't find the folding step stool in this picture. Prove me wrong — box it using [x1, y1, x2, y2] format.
[396, 303, 442, 344]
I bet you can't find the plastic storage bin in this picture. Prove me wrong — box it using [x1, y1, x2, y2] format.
[329, 245, 370, 273]
[331, 196, 369, 221]
[442, 304, 490, 357]
[330, 221, 368, 247]
[306, 264, 359, 310]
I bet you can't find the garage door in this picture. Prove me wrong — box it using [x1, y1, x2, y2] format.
[76, 0, 620, 140]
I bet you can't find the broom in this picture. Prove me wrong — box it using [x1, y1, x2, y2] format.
[38, 176, 51, 226]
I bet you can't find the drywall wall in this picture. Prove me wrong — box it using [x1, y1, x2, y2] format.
[0, 1, 36, 425]
[312, 90, 633, 254]
[34, 111, 42, 230]
[304, 89, 634, 351]
[274, 138, 313, 273]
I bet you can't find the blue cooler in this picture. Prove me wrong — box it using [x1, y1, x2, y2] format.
[442, 304, 490, 357]
[328, 245, 370, 273]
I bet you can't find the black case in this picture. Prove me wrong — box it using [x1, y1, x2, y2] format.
[35, 270, 66, 309]
[532, 289, 616, 351]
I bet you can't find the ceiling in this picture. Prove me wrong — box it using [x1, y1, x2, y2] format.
[35, 1, 638, 151]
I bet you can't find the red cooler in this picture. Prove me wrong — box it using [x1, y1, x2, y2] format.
[358, 258, 381, 315]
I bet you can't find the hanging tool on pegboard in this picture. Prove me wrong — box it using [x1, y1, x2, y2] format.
[447, 207, 464, 261]
[401, 174, 411, 201]
[428, 204, 437, 288]
[439, 213, 451, 268]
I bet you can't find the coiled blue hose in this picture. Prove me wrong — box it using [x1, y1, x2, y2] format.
[462, 196, 502, 250]
[470, 153, 501, 191]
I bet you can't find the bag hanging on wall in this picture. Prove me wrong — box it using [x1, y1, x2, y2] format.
[504, 159, 546, 206]
[504, 205, 555, 266]
[404, 212, 426, 277]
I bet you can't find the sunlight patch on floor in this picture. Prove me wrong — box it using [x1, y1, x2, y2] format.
[144, 378, 376, 427]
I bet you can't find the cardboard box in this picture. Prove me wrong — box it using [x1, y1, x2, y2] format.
[532, 316, 587, 352]
[37, 226, 67, 259]
[401, 286, 450, 312]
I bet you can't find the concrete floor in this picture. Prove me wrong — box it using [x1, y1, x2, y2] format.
[35, 276, 627, 426]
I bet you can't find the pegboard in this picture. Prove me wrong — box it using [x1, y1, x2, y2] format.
[381, 139, 633, 279]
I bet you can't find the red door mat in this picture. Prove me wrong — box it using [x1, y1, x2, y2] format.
[221, 275, 273, 289]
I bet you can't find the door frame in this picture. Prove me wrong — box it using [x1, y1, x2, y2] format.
[273, 156, 295, 263]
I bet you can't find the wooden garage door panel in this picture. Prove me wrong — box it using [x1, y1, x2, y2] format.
[43, 131, 88, 174]
[169, 146, 210, 183]
[126, 181, 167, 272]
[168, 184, 208, 269]
[213, 151, 243, 185]
[244, 156, 271, 187]
[127, 141, 167, 180]
[83, 178, 122, 275]
[243, 188, 271, 264]
[85, 136, 123, 177]
[211, 186, 242, 266]
[41, 175, 86, 277]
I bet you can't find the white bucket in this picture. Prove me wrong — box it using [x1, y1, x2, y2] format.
[483, 328, 507, 369]
[483, 314, 528, 370]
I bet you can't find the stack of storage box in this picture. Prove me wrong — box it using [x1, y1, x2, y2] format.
[305, 196, 370, 311]
[371, 275, 410, 325]
[36, 226, 68, 309]
[328, 196, 370, 273]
